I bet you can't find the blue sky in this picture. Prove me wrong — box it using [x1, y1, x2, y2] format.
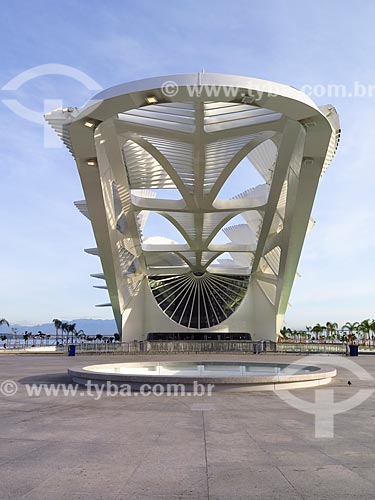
[1, 0, 375, 327]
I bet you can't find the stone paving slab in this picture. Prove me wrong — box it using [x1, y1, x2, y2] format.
[0, 353, 375, 499]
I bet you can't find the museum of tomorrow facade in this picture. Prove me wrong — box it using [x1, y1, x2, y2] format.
[45, 73, 340, 341]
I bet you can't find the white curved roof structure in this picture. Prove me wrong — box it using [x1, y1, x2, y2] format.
[45, 73, 340, 340]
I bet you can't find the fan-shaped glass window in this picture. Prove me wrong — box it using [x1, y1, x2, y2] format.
[149, 272, 249, 329]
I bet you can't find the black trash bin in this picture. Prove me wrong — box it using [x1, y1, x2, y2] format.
[349, 344, 359, 357]
[68, 345, 76, 356]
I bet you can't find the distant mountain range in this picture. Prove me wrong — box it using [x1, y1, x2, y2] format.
[0, 319, 118, 336]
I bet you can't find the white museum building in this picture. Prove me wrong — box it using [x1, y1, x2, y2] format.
[45, 73, 340, 341]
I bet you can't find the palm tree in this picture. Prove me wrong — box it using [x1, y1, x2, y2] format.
[341, 332, 348, 343]
[77, 332, 86, 342]
[359, 319, 372, 347]
[52, 319, 62, 345]
[279, 326, 291, 342]
[74, 329, 85, 343]
[331, 330, 340, 343]
[355, 321, 363, 346]
[60, 322, 69, 344]
[342, 322, 356, 339]
[23, 331, 32, 347]
[290, 330, 299, 343]
[36, 330, 45, 346]
[365, 319, 374, 346]
[312, 323, 325, 343]
[325, 322, 331, 339]
[66, 323, 76, 343]
[326, 322, 338, 343]
[370, 319, 375, 346]
[348, 331, 357, 345]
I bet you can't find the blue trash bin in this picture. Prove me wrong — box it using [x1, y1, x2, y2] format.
[349, 345, 358, 357]
[68, 345, 76, 356]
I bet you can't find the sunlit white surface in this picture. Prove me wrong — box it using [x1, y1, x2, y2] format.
[83, 361, 318, 378]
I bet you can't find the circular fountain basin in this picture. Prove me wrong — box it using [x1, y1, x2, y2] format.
[68, 361, 336, 392]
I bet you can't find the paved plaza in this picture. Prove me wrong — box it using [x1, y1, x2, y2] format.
[1, 353, 375, 499]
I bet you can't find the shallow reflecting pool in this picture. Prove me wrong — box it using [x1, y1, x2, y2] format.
[82, 361, 319, 378]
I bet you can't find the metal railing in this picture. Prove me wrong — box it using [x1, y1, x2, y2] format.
[276, 342, 347, 354]
[72, 340, 351, 355]
[69, 341, 361, 356]
[69, 340, 277, 355]
[2, 340, 371, 356]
